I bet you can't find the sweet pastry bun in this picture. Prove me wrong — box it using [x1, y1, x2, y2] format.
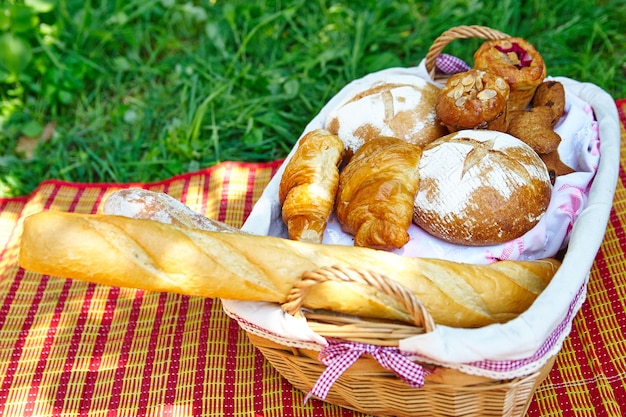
[473, 37, 547, 111]
[413, 130, 552, 246]
[435, 68, 510, 132]
[325, 74, 447, 154]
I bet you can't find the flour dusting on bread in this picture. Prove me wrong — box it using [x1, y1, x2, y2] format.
[325, 75, 446, 153]
[414, 130, 552, 245]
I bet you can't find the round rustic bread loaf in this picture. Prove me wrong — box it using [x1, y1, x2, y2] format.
[413, 130, 552, 246]
[324, 74, 447, 154]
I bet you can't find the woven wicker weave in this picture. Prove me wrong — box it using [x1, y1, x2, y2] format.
[249, 264, 556, 416]
[249, 332, 556, 417]
[281, 265, 434, 345]
[424, 25, 510, 81]
[245, 26, 558, 417]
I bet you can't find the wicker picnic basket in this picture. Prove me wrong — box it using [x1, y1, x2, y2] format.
[234, 25, 619, 417]
[248, 266, 557, 417]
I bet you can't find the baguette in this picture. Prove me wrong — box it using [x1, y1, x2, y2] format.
[18, 211, 560, 328]
[103, 188, 240, 233]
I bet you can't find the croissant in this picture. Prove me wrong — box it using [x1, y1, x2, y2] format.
[336, 136, 422, 250]
[279, 129, 345, 243]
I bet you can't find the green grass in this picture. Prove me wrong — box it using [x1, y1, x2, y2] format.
[1, 0, 625, 197]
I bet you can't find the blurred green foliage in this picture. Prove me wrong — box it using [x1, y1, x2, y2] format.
[1, 0, 624, 197]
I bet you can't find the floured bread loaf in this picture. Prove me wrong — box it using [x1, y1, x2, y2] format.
[103, 188, 240, 233]
[324, 74, 447, 154]
[413, 130, 552, 246]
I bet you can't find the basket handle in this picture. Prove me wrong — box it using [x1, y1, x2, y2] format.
[425, 25, 510, 80]
[282, 265, 436, 333]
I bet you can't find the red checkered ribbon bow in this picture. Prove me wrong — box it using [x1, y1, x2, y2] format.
[435, 53, 471, 74]
[305, 341, 430, 402]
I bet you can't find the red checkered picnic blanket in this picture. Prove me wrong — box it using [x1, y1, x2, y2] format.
[0, 101, 625, 416]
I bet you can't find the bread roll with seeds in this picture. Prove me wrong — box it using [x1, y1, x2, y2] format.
[435, 69, 510, 133]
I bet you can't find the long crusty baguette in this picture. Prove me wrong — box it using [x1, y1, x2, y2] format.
[103, 188, 240, 233]
[18, 211, 560, 328]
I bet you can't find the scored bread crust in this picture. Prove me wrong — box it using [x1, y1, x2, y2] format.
[19, 211, 560, 328]
[413, 130, 552, 246]
[103, 188, 240, 233]
[324, 75, 448, 153]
